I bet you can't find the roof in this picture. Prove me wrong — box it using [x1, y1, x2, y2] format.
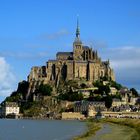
[102, 61, 109, 65]
[83, 46, 90, 50]
[119, 87, 130, 94]
[113, 98, 121, 102]
[75, 101, 105, 106]
[3, 102, 19, 107]
[48, 60, 57, 62]
[56, 52, 73, 56]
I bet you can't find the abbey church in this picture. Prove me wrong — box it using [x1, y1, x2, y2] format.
[28, 20, 115, 93]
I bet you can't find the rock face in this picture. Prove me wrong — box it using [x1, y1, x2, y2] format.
[27, 20, 115, 99]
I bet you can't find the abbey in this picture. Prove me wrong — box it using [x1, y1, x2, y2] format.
[28, 20, 115, 93]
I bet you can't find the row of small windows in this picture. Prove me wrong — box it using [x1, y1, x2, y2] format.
[75, 45, 82, 49]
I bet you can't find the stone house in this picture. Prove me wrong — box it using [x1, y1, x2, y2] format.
[1, 102, 20, 118]
[112, 98, 122, 107]
[74, 101, 105, 115]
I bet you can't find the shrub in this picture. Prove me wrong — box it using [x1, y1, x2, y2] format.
[37, 84, 52, 96]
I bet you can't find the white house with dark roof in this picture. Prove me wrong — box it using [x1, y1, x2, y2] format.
[1, 102, 20, 117]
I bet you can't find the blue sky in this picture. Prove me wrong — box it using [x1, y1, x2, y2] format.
[0, 0, 140, 102]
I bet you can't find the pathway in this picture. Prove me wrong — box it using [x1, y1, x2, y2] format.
[90, 123, 139, 140]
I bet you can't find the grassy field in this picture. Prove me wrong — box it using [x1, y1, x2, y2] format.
[98, 123, 139, 140]
[73, 118, 140, 140]
[102, 118, 140, 139]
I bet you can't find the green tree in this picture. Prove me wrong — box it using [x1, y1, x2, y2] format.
[130, 88, 139, 97]
[110, 81, 122, 90]
[80, 83, 88, 88]
[103, 85, 110, 94]
[59, 91, 83, 101]
[94, 89, 100, 94]
[5, 91, 21, 102]
[37, 84, 52, 96]
[100, 76, 108, 81]
[96, 85, 110, 95]
[104, 95, 112, 109]
[93, 80, 103, 87]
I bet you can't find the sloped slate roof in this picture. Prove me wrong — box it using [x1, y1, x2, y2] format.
[56, 52, 73, 56]
[83, 46, 90, 50]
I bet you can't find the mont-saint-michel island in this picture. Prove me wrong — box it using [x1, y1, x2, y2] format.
[1, 20, 139, 118]
[1, 1, 140, 139]
[0, 20, 140, 139]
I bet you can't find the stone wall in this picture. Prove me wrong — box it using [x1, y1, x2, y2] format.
[66, 61, 74, 80]
[61, 112, 85, 120]
[74, 62, 87, 79]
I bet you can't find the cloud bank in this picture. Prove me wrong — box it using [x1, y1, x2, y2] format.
[0, 57, 16, 98]
[98, 46, 140, 91]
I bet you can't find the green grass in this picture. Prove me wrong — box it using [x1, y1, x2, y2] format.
[73, 119, 101, 140]
[73, 118, 140, 140]
[101, 118, 140, 139]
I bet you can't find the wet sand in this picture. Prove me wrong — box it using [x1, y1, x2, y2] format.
[90, 123, 139, 140]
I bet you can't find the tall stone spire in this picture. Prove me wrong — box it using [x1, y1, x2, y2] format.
[76, 16, 80, 38]
[74, 16, 82, 44]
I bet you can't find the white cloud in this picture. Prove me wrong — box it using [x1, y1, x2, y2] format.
[39, 29, 70, 40]
[0, 57, 16, 97]
[98, 46, 140, 91]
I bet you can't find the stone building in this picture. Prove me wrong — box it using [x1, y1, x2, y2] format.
[61, 112, 85, 120]
[74, 101, 106, 114]
[1, 102, 20, 118]
[28, 20, 115, 94]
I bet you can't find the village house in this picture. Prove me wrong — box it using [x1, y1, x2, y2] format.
[112, 98, 122, 107]
[74, 101, 106, 116]
[1, 102, 20, 118]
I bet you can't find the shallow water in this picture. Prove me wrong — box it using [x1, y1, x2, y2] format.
[0, 119, 86, 140]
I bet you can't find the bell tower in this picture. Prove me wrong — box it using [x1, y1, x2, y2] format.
[73, 17, 83, 60]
